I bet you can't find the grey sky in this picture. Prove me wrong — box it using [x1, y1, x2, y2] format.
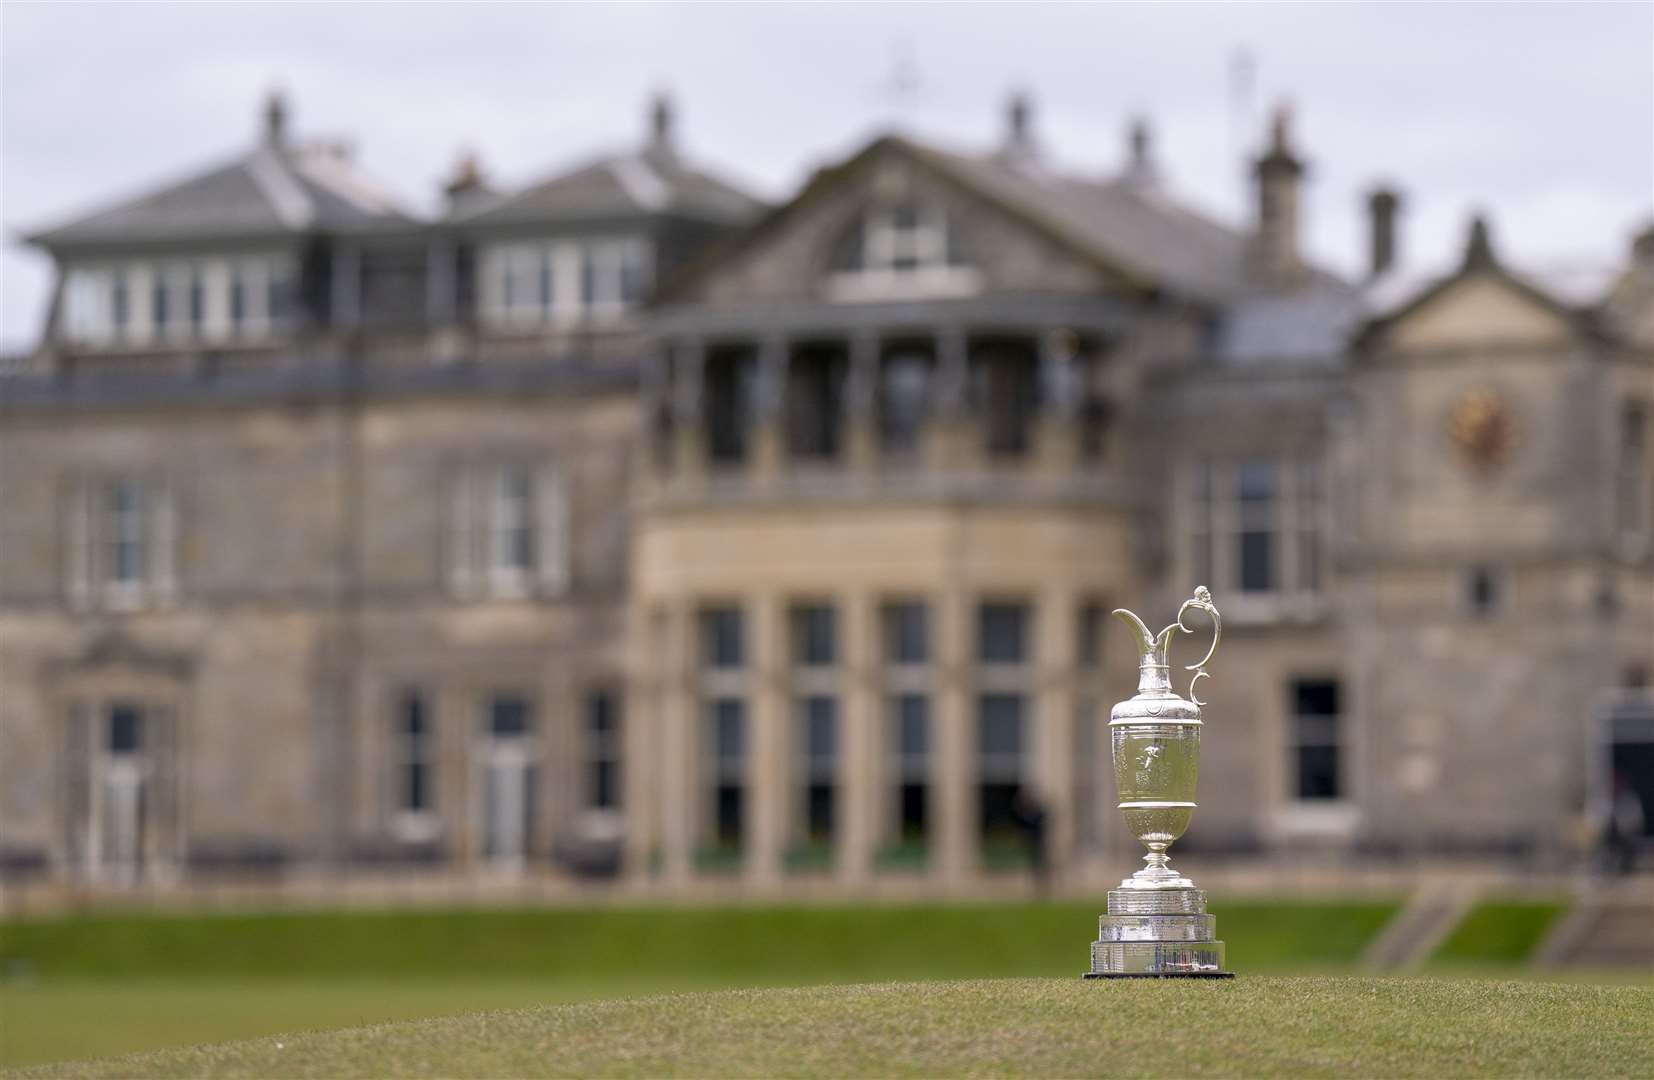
[3, 1, 1650, 351]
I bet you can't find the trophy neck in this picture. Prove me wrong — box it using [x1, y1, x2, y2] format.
[1135, 660, 1175, 696]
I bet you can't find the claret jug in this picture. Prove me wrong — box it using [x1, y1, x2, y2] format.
[1086, 586, 1233, 978]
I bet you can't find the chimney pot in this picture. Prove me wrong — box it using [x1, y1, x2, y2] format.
[1125, 116, 1157, 186]
[646, 91, 677, 164]
[1002, 89, 1037, 164]
[443, 149, 492, 216]
[1366, 184, 1402, 278]
[1462, 212, 1496, 270]
[263, 88, 288, 147]
[1250, 100, 1307, 286]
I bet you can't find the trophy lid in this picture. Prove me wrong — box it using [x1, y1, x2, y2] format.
[1109, 586, 1221, 727]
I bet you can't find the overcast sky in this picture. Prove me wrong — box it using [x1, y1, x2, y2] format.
[3, 1, 1650, 351]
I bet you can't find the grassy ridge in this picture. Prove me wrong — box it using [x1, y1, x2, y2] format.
[15, 977, 1653, 1079]
[0, 899, 1396, 979]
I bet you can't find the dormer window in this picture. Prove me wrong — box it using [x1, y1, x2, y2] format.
[61, 255, 295, 348]
[482, 237, 650, 330]
[826, 202, 978, 301]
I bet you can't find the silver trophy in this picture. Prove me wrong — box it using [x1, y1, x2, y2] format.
[1086, 586, 1233, 978]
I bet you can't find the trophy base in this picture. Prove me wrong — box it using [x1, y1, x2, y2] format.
[1083, 972, 1235, 979]
[1085, 887, 1232, 978]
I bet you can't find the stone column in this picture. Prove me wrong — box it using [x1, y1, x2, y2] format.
[748, 593, 786, 886]
[845, 331, 880, 478]
[659, 602, 695, 885]
[934, 587, 974, 886]
[1036, 586, 1077, 883]
[331, 241, 362, 329]
[838, 588, 877, 886]
[752, 336, 788, 483]
[671, 339, 706, 486]
[424, 237, 467, 363]
[622, 600, 658, 881]
[1035, 328, 1081, 475]
[637, 344, 667, 495]
[925, 327, 970, 472]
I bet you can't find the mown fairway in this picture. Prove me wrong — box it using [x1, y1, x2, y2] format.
[11, 977, 1653, 1079]
[0, 899, 1395, 1067]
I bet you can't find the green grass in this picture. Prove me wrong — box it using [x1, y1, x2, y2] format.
[0, 899, 1395, 980]
[1430, 900, 1567, 969]
[11, 977, 1652, 1078]
[0, 900, 1396, 1067]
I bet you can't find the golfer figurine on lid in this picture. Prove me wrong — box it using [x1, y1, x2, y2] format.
[1085, 585, 1234, 978]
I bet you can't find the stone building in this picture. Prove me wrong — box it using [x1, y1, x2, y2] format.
[1, 90, 1649, 894]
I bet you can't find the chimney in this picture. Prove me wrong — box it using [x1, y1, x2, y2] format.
[645, 91, 677, 165]
[1124, 116, 1158, 187]
[1250, 103, 1306, 286]
[1366, 184, 1402, 278]
[443, 149, 493, 217]
[1001, 89, 1038, 166]
[263, 88, 288, 148]
[1461, 212, 1497, 271]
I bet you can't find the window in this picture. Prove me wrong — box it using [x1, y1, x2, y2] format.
[1076, 600, 1105, 670]
[705, 348, 758, 465]
[883, 600, 931, 852]
[977, 693, 1026, 841]
[882, 601, 929, 665]
[827, 202, 978, 300]
[108, 704, 143, 755]
[1236, 461, 1277, 593]
[1465, 565, 1503, 618]
[108, 480, 146, 587]
[878, 351, 930, 455]
[700, 602, 747, 859]
[707, 698, 745, 849]
[1617, 400, 1651, 551]
[1188, 457, 1324, 605]
[447, 463, 569, 600]
[393, 691, 435, 815]
[1290, 679, 1343, 801]
[585, 688, 621, 810]
[490, 466, 535, 587]
[798, 695, 837, 846]
[151, 271, 171, 334]
[700, 606, 745, 669]
[791, 604, 836, 667]
[488, 695, 532, 737]
[67, 474, 177, 610]
[187, 266, 205, 333]
[891, 693, 929, 842]
[483, 237, 649, 328]
[62, 256, 291, 347]
[978, 602, 1030, 665]
[977, 600, 1032, 846]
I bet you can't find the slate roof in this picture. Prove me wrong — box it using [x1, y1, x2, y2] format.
[27, 139, 416, 249]
[914, 141, 1281, 304]
[452, 148, 763, 229]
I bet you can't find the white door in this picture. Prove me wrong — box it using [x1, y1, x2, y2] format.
[482, 740, 530, 868]
[96, 704, 146, 885]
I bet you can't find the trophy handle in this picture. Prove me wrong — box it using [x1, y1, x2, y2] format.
[1173, 586, 1221, 706]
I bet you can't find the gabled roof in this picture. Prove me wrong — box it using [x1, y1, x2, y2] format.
[1355, 215, 1603, 348]
[660, 130, 1350, 308]
[26, 136, 415, 250]
[451, 148, 763, 229]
